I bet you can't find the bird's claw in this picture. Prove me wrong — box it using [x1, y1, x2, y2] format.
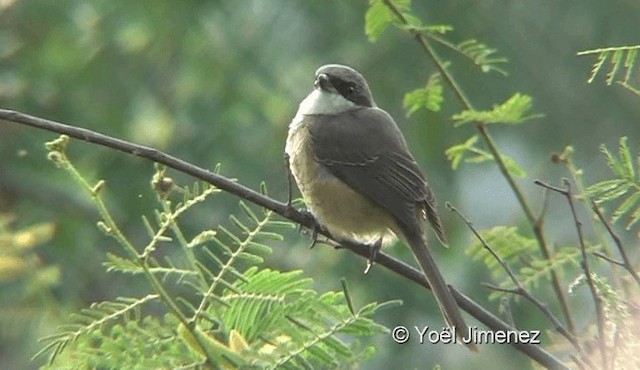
[364, 239, 382, 274]
[289, 207, 324, 249]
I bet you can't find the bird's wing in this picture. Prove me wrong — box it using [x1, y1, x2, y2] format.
[308, 107, 446, 244]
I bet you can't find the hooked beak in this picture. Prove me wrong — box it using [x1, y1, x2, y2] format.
[314, 73, 333, 91]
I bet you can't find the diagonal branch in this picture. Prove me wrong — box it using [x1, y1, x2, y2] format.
[0, 108, 567, 369]
[534, 179, 607, 369]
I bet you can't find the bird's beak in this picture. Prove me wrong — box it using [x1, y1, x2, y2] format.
[314, 73, 333, 91]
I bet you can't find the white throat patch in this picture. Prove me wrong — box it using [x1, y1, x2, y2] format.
[289, 89, 356, 130]
[299, 89, 355, 115]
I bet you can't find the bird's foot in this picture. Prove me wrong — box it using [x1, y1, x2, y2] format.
[292, 208, 325, 249]
[364, 238, 383, 274]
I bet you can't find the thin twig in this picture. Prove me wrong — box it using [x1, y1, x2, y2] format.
[0, 108, 568, 370]
[534, 179, 607, 369]
[534, 186, 551, 228]
[591, 201, 640, 286]
[447, 202, 586, 357]
[560, 151, 624, 293]
[593, 252, 626, 268]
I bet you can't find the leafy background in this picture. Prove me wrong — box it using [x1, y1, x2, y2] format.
[1, 1, 638, 369]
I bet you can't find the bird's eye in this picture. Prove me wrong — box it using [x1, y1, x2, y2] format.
[346, 83, 356, 94]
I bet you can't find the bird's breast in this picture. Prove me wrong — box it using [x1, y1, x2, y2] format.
[286, 115, 396, 243]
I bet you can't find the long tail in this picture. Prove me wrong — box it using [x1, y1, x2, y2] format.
[403, 228, 478, 352]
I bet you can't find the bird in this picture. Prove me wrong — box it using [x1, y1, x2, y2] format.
[285, 64, 473, 348]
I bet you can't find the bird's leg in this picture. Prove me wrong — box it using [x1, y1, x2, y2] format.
[364, 238, 383, 274]
[297, 209, 323, 249]
[284, 153, 294, 207]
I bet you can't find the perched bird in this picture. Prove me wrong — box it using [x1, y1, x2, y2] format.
[285, 64, 472, 348]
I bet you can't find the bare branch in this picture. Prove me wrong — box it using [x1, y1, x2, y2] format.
[593, 252, 626, 268]
[447, 202, 586, 358]
[535, 178, 607, 368]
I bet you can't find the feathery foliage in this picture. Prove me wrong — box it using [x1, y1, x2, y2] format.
[578, 45, 640, 96]
[34, 135, 392, 369]
[452, 93, 543, 126]
[585, 137, 640, 230]
[365, 0, 414, 42]
[430, 36, 508, 76]
[403, 72, 444, 115]
[465, 227, 598, 301]
[366, 0, 507, 76]
[445, 135, 526, 178]
[35, 295, 161, 364]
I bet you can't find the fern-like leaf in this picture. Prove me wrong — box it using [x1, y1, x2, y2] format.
[465, 226, 602, 301]
[403, 72, 443, 115]
[578, 45, 640, 96]
[35, 295, 159, 364]
[445, 135, 527, 178]
[266, 291, 388, 369]
[38, 140, 389, 369]
[466, 226, 538, 278]
[426, 34, 508, 75]
[41, 315, 203, 370]
[365, 0, 413, 42]
[452, 93, 543, 126]
[456, 38, 508, 75]
[487, 246, 595, 302]
[585, 137, 640, 229]
[191, 204, 281, 322]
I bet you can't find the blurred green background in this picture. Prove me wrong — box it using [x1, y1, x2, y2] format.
[1, 1, 638, 369]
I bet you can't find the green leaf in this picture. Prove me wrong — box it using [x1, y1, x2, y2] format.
[587, 142, 640, 226]
[611, 191, 640, 224]
[623, 48, 638, 83]
[445, 136, 526, 177]
[590, 51, 609, 83]
[429, 36, 508, 75]
[577, 45, 640, 90]
[599, 183, 631, 203]
[607, 49, 624, 85]
[466, 226, 537, 276]
[584, 178, 626, 197]
[600, 142, 626, 179]
[403, 89, 428, 117]
[364, 0, 394, 42]
[618, 136, 635, 180]
[445, 135, 478, 170]
[403, 72, 443, 116]
[401, 23, 453, 35]
[421, 24, 453, 35]
[365, 0, 413, 42]
[453, 93, 543, 126]
[104, 253, 141, 274]
[502, 154, 526, 178]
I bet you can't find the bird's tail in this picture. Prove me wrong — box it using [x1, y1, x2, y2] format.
[403, 227, 478, 352]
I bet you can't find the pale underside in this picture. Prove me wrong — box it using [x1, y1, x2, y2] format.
[286, 99, 400, 245]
